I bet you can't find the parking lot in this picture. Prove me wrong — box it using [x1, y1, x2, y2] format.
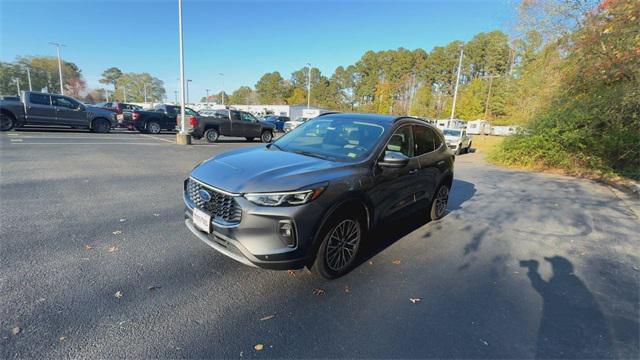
[1, 129, 638, 358]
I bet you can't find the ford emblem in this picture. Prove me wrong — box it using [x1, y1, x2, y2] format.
[198, 189, 212, 203]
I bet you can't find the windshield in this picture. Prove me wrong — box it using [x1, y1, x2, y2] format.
[443, 129, 461, 137]
[273, 117, 387, 161]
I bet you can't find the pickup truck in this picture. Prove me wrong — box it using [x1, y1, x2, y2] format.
[95, 102, 142, 129]
[0, 91, 116, 132]
[442, 128, 472, 154]
[130, 104, 199, 134]
[180, 108, 275, 143]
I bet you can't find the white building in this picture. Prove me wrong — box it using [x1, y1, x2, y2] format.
[187, 103, 330, 119]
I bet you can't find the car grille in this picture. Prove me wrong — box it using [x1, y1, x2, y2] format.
[186, 179, 242, 225]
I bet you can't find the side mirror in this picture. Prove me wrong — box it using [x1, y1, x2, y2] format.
[79, 104, 86, 111]
[378, 151, 410, 168]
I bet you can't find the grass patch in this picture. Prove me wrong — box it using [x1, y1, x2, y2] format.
[470, 135, 504, 154]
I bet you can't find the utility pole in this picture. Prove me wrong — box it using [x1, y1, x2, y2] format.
[123, 86, 127, 102]
[483, 74, 500, 119]
[176, 0, 190, 144]
[219, 73, 224, 106]
[105, 89, 109, 102]
[205, 89, 210, 106]
[306, 63, 311, 109]
[450, 47, 464, 120]
[26, 67, 32, 91]
[174, 90, 178, 104]
[143, 83, 148, 103]
[49, 42, 66, 95]
[15, 78, 20, 95]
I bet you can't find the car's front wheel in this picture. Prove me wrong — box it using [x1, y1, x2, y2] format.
[91, 118, 111, 133]
[311, 212, 364, 279]
[0, 113, 15, 131]
[204, 128, 219, 143]
[429, 183, 450, 221]
[146, 121, 161, 134]
[260, 130, 273, 143]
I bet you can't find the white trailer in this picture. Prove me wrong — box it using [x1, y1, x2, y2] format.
[436, 119, 466, 130]
[467, 120, 491, 135]
[491, 125, 520, 136]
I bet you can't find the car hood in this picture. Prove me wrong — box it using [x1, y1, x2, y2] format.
[190, 146, 356, 193]
[444, 135, 461, 142]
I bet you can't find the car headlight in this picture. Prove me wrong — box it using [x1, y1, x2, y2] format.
[244, 187, 325, 206]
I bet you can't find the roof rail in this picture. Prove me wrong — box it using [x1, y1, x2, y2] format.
[316, 111, 341, 117]
[393, 116, 421, 122]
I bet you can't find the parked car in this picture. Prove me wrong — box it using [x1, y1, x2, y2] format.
[183, 113, 454, 279]
[0, 91, 116, 132]
[283, 117, 310, 133]
[131, 104, 198, 134]
[96, 102, 143, 129]
[180, 109, 275, 143]
[442, 128, 472, 154]
[262, 115, 290, 131]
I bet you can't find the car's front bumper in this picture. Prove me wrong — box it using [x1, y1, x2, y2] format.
[183, 191, 325, 270]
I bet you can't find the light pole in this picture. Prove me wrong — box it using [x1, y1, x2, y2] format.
[143, 83, 148, 103]
[219, 73, 224, 106]
[176, 0, 190, 144]
[205, 88, 210, 106]
[450, 47, 464, 120]
[186, 79, 192, 104]
[14, 78, 20, 96]
[49, 42, 66, 95]
[174, 90, 178, 104]
[306, 63, 311, 109]
[123, 86, 127, 102]
[105, 89, 110, 102]
[26, 67, 32, 91]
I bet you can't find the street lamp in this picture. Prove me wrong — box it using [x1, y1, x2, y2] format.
[143, 83, 148, 103]
[218, 73, 224, 106]
[306, 63, 311, 109]
[48, 42, 66, 95]
[14, 78, 20, 96]
[176, 0, 190, 145]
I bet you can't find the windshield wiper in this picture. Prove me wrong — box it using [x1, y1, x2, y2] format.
[292, 150, 335, 161]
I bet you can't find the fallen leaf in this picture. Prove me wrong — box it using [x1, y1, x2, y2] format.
[287, 269, 296, 277]
[313, 288, 325, 296]
[480, 339, 489, 346]
[11, 327, 21, 336]
[409, 298, 421, 304]
[147, 285, 161, 291]
[59, 336, 66, 342]
[392, 259, 401, 265]
[114, 291, 123, 299]
[107, 245, 119, 253]
[119, 218, 126, 222]
[84, 244, 93, 251]
[259, 315, 275, 321]
[153, 213, 160, 217]
[368, 261, 374, 265]
[344, 286, 351, 293]
[112, 230, 122, 235]
[254, 344, 264, 351]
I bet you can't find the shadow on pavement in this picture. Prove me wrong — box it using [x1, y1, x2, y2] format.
[520, 256, 615, 359]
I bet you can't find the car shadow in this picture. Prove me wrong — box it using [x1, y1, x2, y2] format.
[354, 178, 476, 267]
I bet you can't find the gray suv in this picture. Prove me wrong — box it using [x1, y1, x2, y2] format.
[183, 113, 454, 279]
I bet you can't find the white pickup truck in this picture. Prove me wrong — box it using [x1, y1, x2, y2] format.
[442, 128, 472, 154]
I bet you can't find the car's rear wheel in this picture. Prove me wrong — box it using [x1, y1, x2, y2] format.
[245, 137, 254, 142]
[146, 121, 161, 134]
[205, 128, 219, 143]
[91, 118, 111, 133]
[260, 130, 273, 143]
[429, 183, 450, 221]
[1, 113, 15, 131]
[311, 212, 364, 279]
[466, 142, 472, 153]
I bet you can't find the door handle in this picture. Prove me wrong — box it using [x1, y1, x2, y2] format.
[408, 169, 419, 175]
[437, 160, 445, 166]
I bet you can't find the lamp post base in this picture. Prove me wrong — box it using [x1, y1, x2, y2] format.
[176, 133, 191, 145]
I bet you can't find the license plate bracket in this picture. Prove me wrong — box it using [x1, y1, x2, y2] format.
[192, 208, 211, 233]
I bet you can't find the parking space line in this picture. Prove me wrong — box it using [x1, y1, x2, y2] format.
[3, 135, 157, 140]
[10, 142, 166, 145]
[139, 134, 176, 144]
[10, 138, 23, 142]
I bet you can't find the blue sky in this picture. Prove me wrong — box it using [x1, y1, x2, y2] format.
[1, 0, 515, 100]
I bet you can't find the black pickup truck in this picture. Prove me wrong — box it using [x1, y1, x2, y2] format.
[180, 109, 275, 143]
[130, 104, 199, 134]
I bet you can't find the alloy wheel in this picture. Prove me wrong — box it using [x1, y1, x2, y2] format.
[148, 122, 161, 134]
[325, 219, 361, 271]
[434, 185, 449, 218]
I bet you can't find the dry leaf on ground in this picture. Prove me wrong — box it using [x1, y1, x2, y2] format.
[344, 286, 351, 293]
[119, 218, 126, 222]
[11, 327, 21, 336]
[409, 298, 421, 304]
[84, 244, 93, 251]
[59, 336, 66, 342]
[259, 315, 275, 321]
[392, 259, 401, 265]
[112, 230, 122, 235]
[313, 288, 325, 296]
[287, 269, 296, 277]
[153, 213, 160, 217]
[114, 291, 123, 299]
[254, 344, 264, 351]
[147, 285, 161, 291]
[107, 245, 119, 253]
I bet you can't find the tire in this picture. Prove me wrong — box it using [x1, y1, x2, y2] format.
[1, 113, 15, 132]
[91, 118, 111, 133]
[311, 211, 365, 279]
[146, 121, 161, 134]
[204, 128, 219, 143]
[455, 145, 462, 155]
[466, 142, 472, 153]
[260, 130, 273, 143]
[428, 183, 450, 221]
[245, 137, 254, 142]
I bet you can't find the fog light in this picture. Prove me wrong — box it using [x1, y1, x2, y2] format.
[278, 220, 296, 247]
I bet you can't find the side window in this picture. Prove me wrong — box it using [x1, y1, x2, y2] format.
[241, 112, 256, 122]
[462, 130, 467, 137]
[29, 93, 51, 106]
[230, 111, 241, 121]
[385, 126, 413, 157]
[53, 96, 80, 109]
[185, 108, 198, 116]
[165, 107, 177, 116]
[413, 125, 442, 156]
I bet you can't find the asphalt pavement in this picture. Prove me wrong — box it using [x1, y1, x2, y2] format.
[1, 128, 638, 358]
